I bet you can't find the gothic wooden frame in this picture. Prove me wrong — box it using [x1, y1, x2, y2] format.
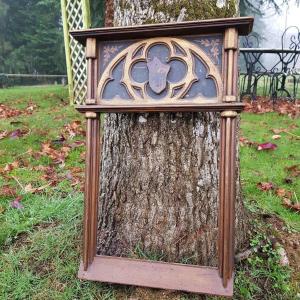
[71, 17, 253, 297]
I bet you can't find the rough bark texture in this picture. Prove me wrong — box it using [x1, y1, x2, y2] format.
[97, 0, 249, 268]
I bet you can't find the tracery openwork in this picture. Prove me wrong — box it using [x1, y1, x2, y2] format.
[97, 37, 223, 104]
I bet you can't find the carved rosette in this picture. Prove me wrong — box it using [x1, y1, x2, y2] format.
[98, 37, 223, 104]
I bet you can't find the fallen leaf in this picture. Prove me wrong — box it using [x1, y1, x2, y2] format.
[0, 185, 17, 197]
[0, 130, 8, 140]
[24, 183, 50, 194]
[0, 104, 23, 119]
[257, 142, 277, 151]
[24, 184, 35, 193]
[69, 140, 85, 148]
[80, 151, 86, 160]
[25, 102, 38, 114]
[40, 142, 70, 165]
[275, 188, 292, 199]
[257, 182, 274, 191]
[0, 206, 5, 214]
[66, 171, 73, 180]
[39, 166, 59, 186]
[10, 196, 23, 209]
[65, 167, 83, 188]
[272, 134, 281, 140]
[243, 98, 299, 118]
[282, 198, 300, 212]
[1, 161, 19, 173]
[272, 128, 285, 134]
[239, 137, 257, 147]
[285, 165, 300, 177]
[63, 120, 85, 139]
[274, 242, 289, 266]
[9, 128, 29, 139]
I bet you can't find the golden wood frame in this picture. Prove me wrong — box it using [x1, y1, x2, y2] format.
[71, 17, 253, 297]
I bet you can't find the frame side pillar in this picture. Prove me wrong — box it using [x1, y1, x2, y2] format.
[218, 28, 238, 287]
[82, 37, 100, 271]
[218, 110, 238, 287]
[219, 27, 239, 287]
[86, 38, 97, 104]
[223, 28, 239, 102]
[83, 112, 100, 270]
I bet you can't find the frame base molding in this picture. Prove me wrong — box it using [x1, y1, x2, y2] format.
[78, 255, 234, 297]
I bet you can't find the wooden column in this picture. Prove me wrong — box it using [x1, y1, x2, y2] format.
[223, 27, 239, 103]
[219, 26, 239, 287]
[82, 37, 100, 271]
[85, 38, 97, 105]
[218, 110, 237, 287]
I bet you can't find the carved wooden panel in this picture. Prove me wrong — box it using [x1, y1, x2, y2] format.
[98, 35, 223, 105]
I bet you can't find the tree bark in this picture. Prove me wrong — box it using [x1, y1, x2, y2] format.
[97, 0, 249, 269]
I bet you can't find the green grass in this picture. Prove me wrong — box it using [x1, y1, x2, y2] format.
[240, 112, 300, 231]
[0, 86, 84, 245]
[0, 86, 299, 299]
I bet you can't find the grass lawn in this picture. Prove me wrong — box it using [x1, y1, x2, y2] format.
[0, 86, 299, 300]
[241, 112, 300, 231]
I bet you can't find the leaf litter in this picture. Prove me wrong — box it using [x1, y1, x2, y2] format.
[1, 117, 86, 209]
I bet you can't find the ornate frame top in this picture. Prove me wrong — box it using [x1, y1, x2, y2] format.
[71, 17, 253, 112]
[71, 17, 253, 45]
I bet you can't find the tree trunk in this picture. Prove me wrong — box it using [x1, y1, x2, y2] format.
[97, 0, 248, 270]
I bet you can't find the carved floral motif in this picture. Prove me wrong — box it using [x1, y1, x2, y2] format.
[103, 45, 121, 64]
[199, 39, 221, 64]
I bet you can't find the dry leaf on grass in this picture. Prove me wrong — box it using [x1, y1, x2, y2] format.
[24, 183, 50, 194]
[69, 140, 85, 148]
[0, 102, 37, 119]
[40, 142, 71, 165]
[9, 128, 29, 139]
[243, 98, 299, 118]
[282, 198, 300, 212]
[0, 130, 8, 140]
[0, 185, 17, 197]
[272, 134, 281, 140]
[257, 142, 277, 151]
[0, 104, 23, 118]
[276, 188, 292, 199]
[10, 196, 23, 209]
[0, 161, 20, 174]
[63, 120, 85, 139]
[285, 165, 300, 177]
[257, 182, 274, 191]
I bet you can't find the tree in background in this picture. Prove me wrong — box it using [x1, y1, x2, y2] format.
[90, 0, 105, 27]
[0, 0, 65, 75]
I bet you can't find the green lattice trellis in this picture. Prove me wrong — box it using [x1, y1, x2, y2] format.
[61, 0, 91, 104]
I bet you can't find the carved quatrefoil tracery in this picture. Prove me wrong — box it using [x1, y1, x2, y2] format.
[98, 37, 223, 104]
